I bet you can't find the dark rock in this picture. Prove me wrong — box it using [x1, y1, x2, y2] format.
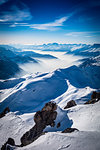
[64, 100, 76, 109]
[91, 91, 97, 99]
[21, 125, 45, 146]
[2, 102, 58, 147]
[85, 91, 100, 104]
[34, 108, 57, 126]
[0, 107, 10, 118]
[34, 111, 43, 124]
[7, 138, 15, 146]
[42, 102, 57, 112]
[57, 122, 61, 128]
[62, 128, 79, 133]
[91, 91, 100, 100]
[1, 138, 15, 150]
[85, 99, 99, 104]
[21, 102, 57, 146]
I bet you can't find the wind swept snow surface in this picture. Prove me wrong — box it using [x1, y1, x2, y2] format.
[17, 131, 100, 150]
[0, 65, 98, 114]
[0, 102, 100, 149]
[0, 59, 100, 150]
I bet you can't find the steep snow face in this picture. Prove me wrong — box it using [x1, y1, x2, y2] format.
[79, 56, 100, 89]
[54, 80, 94, 108]
[0, 62, 99, 114]
[0, 71, 68, 113]
[0, 63, 99, 114]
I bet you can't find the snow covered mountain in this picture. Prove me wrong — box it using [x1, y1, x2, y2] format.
[0, 58, 20, 79]
[0, 47, 38, 79]
[0, 59, 99, 114]
[16, 51, 57, 59]
[12, 43, 100, 58]
[0, 46, 58, 79]
[66, 44, 100, 57]
[0, 44, 100, 150]
[12, 43, 87, 52]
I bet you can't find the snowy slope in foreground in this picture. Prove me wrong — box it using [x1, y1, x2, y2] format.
[17, 131, 100, 150]
[0, 101, 100, 149]
[0, 59, 100, 149]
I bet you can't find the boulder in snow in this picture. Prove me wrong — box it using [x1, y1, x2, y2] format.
[1, 138, 15, 150]
[0, 107, 10, 119]
[64, 100, 76, 109]
[62, 127, 78, 133]
[91, 91, 100, 100]
[57, 122, 61, 128]
[21, 102, 57, 146]
[85, 91, 100, 104]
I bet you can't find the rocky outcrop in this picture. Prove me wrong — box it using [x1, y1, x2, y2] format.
[62, 128, 79, 133]
[0, 107, 10, 118]
[57, 122, 61, 128]
[85, 91, 100, 104]
[1, 138, 15, 150]
[85, 99, 99, 104]
[21, 102, 57, 146]
[20, 125, 45, 146]
[91, 91, 100, 100]
[64, 100, 76, 109]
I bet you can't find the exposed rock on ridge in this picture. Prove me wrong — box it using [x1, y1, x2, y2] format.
[21, 102, 57, 146]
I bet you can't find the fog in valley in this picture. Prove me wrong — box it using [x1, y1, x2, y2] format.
[17, 50, 83, 77]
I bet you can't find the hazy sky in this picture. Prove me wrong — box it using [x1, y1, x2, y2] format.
[0, 0, 100, 44]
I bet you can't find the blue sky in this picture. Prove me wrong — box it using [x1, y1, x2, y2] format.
[0, 0, 100, 44]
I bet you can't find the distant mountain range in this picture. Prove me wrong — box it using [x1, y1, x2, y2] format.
[66, 44, 100, 57]
[0, 47, 38, 79]
[0, 46, 38, 63]
[0, 58, 20, 80]
[15, 51, 57, 59]
[0, 43, 100, 79]
[0, 45, 57, 79]
[0, 47, 20, 79]
[0, 53, 100, 113]
[0, 43, 100, 150]
[11, 43, 100, 55]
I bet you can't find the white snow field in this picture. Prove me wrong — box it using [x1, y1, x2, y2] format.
[0, 101, 100, 150]
[0, 61, 100, 149]
[0, 64, 98, 114]
[17, 131, 100, 150]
